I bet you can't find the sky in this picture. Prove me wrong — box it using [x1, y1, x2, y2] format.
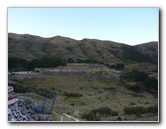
[8, 8, 159, 45]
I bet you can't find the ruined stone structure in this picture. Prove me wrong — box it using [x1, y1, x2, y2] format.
[35, 63, 108, 73]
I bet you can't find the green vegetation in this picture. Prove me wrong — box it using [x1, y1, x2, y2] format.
[64, 92, 83, 98]
[123, 70, 148, 82]
[124, 105, 158, 115]
[81, 107, 118, 121]
[9, 55, 125, 72]
[8, 56, 66, 71]
[9, 33, 158, 68]
[144, 77, 158, 92]
[81, 111, 101, 121]
[10, 80, 56, 97]
[76, 58, 99, 64]
[92, 107, 119, 116]
[121, 45, 156, 64]
[122, 70, 158, 93]
[117, 116, 122, 121]
[124, 106, 146, 115]
[108, 63, 125, 70]
[8, 57, 30, 71]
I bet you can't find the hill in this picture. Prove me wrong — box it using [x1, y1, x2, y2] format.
[8, 33, 158, 64]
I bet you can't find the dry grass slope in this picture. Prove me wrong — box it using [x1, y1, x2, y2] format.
[9, 74, 158, 121]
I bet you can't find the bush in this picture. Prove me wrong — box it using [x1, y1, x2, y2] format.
[124, 106, 146, 115]
[144, 77, 158, 92]
[123, 70, 148, 82]
[70, 103, 75, 106]
[146, 105, 158, 113]
[122, 70, 158, 94]
[8, 56, 67, 71]
[81, 112, 101, 121]
[115, 63, 125, 70]
[11, 83, 27, 93]
[127, 83, 144, 93]
[81, 107, 119, 121]
[92, 107, 112, 116]
[111, 111, 119, 116]
[50, 87, 55, 90]
[107, 63, 124, 70]
[124, 105, 158, 115]
[64, 92, 83, 98]
[89, 107, 118, 117]
[117, 116, 122, 121]
[92, 107, 118, 116]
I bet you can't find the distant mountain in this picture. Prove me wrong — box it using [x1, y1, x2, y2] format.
[8, 33, 158, 64]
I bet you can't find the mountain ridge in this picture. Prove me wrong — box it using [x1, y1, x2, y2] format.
[8, 33, 158, 64]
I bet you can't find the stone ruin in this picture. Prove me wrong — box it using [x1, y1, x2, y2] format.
[8, 86, 53, 121]
[34, 63, 108, 73]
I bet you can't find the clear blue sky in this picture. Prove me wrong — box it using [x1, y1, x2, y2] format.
[8, 8, 158, 45]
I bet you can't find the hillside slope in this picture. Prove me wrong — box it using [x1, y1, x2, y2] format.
[8, 33, 158, 64]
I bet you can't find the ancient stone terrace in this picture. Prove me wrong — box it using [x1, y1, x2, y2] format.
[35, 63, 108, 72]
[66, 63, 107, 71]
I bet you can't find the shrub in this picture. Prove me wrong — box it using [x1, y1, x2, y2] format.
[14, 84, 27, 93]
[124, 105, 158, 115]
[146, 105, 158, 113]
[107, 63, 124, 70]
[122, 70, 158, 94]
[111, 111, 119, 116]
[92, 107, 112, 116]
[144, 77, 158, 92]
[81, 112, 101, 121]
[114, 63, 125, 70]
[127, 83, 144, 93]
[64, 92, 83, 98]
[117, 116, 122, 121]
[50, 87, 55, 90]
[123, 70, 148, 82]
[81, 107, 119, 121]
[124, 106, 146, 115]
[129, 102, 135, 106]
[70, 103, 75, 106]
